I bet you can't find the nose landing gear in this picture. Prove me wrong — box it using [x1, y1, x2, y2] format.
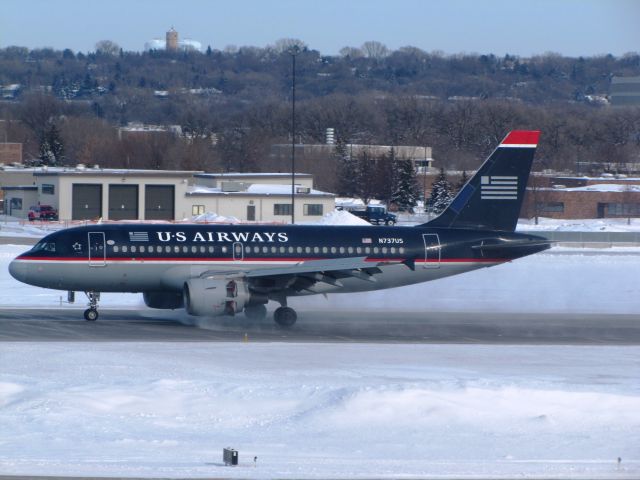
[83, 291, 100, 321]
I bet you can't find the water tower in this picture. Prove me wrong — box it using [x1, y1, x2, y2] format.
[166, 27, 178, 51]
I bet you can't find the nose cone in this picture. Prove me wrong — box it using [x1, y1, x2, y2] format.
[9, 258, 29, 284]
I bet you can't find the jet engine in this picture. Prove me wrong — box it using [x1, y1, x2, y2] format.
[143, 291, 184, 309]
[183, 277, 250, 316]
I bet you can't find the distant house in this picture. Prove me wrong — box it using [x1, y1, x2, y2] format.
[610, 76, 640, 107]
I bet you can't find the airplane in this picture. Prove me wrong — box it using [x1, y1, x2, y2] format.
[9, 130, 550, 326]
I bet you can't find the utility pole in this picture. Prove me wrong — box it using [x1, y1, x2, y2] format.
[289, 45, 300, 224]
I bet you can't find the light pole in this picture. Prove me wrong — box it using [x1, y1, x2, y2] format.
[289, 44, 300, 224]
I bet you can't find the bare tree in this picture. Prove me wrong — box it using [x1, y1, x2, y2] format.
[95, 40, 120, 56]
[339, 46, 364, 58]
[271, 38, 307, 54]
[361, 41, 389, 60]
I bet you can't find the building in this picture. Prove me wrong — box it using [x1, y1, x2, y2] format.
[0, 142, 23, 164]
[0, 167, 334, 223]
[523, 174, 640, 219]
[610, 76, 640, 107]
[187, 173, 333, 222]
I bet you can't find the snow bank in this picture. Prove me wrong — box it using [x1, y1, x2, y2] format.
[190, 212, 241, 223]
[311, 209, 371, 226]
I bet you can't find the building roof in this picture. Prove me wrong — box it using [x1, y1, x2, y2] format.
[194, 172, 312, 179]
[187, 183, 333, 197]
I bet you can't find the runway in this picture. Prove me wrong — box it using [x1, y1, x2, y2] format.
[0, 307, 638, 344]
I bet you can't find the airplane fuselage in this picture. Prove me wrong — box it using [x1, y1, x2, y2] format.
[10, 223, 548, 295]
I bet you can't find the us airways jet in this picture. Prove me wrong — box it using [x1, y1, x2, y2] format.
[10, 131, 549, 326]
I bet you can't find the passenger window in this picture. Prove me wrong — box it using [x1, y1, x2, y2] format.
[313, 246, 319, 254]
[347, 246, 354, 254]
[148, 246, 154, 253]
[390, 247, 396, 254]
[182, 246, 188, 253]
[140, 246, 145, 253]
[280, 246, 286, 253]
[208, 246, 214, 253]
[356, 247, 362, 254]
[288, 246, 294, 254]
[305, 246, 311, 254]
[339, 247, 345, 254]
[191, 246, 197, 253]
[113, 246, 119, 253]
[322, 246, 328, 254]
[365, 247, 371, 254]
[373, 247, 379, 254]
[174, 246, 180, 253]
[399, 247, 405, 254]
[131, 246, 137, 253]
[122, 245, 128, 253]
[271, 246, 277, 253]
[165, 246, 171, 253]
[382, 247, 388, 254]
[200, 246, 206, 253]
[263, 246, 269, 254]
[330, 247, 336, 254]
[222, 246, 228, 253]
[296, 246, 303, 254]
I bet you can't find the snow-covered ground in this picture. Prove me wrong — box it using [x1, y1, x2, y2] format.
[1, 218, 640, 478]
[1, 343, 638, 478]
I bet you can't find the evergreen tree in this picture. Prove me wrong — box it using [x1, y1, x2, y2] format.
[427, 167, 454, 214]
[335, 139, 359, 197]
[456, 170, 469, 192]
[38, 123, 65, 166]
[391, 156, 420, 211]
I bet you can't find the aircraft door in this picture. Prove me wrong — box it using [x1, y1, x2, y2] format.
[422, 233, 441, 269]
[88, 232, 106, 267]
[232, 242, 244, 261]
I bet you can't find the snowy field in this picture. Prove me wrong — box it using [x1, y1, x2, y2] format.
[1, 343, 638, 478]
[1, 217, 640, 478]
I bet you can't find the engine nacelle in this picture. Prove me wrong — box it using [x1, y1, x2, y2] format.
[183, 277, 250, 317]
[143, 291, 184, 310]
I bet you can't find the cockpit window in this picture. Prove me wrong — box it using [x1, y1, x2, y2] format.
[31, 241, 56, 253]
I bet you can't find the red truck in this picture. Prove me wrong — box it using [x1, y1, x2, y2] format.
[28, 205, 59, 221]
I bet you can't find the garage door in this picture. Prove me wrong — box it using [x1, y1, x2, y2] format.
[72, 184, 102, 220]
[145, 185, 174, 220]
[109, 185, 138, 220]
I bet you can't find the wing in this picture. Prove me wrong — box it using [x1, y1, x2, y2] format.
[200, 256, 412, 296]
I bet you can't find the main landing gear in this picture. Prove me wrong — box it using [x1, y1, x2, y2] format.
[274, 306, 297, 327]
[84, 291, 100, 321]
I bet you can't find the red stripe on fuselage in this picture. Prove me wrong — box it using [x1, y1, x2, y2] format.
[15, 256, 505, 264]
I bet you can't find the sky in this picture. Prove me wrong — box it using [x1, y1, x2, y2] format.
[0, 0, 639, 57]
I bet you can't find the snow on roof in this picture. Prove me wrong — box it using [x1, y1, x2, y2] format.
[555, 184, 640, 193]
[195, 172, 312, 178]
[188, 183, 332, 196]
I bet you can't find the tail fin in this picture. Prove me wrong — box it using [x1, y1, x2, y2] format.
[422, 130, 540, 232]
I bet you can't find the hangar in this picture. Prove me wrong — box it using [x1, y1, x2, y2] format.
[1, 166, 334, 223]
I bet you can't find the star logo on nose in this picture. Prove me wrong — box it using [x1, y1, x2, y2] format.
[72, 242, 82, 252]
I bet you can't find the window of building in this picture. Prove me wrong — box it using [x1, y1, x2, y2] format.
[192, 205, 205, 216]
[41, 184, 55, 195]
[536, 202, 565, 213]
[274, 203, 292, 216]
[606, 203, 640, 216]
[9, 198, 22, 210]
[303, 204, 323, 216]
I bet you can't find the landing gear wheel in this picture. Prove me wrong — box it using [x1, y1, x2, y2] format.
[244, 304, 268, 321]
[274, 306, 297, 327]
[84, 308, 98, 322]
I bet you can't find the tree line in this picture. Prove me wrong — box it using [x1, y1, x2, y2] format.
[0, 42, 640, 205]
